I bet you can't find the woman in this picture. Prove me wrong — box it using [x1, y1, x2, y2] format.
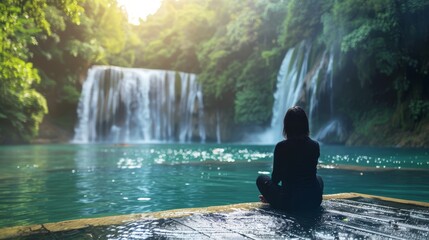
[256, 106, 324, 212]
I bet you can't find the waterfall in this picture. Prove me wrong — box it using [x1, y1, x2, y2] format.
[216, 110, 221, 144]
[313, 51, 352, 144]
[73, 66, 206, 143]
[261, 41, 339, 143]
[308, 52, 327, 129]
[314, 118, 349, 144]
[178, 73, 206, 143]
[262, 41, 312, 142]
[270, 42, 310, 130]
[327, 51, 334, 116]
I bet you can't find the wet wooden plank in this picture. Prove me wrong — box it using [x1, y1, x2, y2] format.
[1, 193, 428, 239]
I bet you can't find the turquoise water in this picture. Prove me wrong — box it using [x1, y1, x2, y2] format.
[0, 144, 428, 228]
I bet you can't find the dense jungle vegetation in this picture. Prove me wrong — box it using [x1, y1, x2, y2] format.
[0, 0, 428, 145]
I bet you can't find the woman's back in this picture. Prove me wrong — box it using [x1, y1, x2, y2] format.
[273, 137, 319, 187]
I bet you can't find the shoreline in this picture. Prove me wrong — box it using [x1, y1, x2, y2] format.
[24, 116, 429, 148]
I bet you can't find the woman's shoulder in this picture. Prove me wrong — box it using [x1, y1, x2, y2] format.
[304, 137, 320, 148]
[274, 140, 289, 151]
[307, 137, 319, 145]
[275, 140, 287, 148]
[277, 137, 319, 147]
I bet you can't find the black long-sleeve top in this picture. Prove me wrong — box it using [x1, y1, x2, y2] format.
[272, 136, 320, 188]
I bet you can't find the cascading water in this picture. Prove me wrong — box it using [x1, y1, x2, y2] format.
[73, 66, 206, 143]
[270, 42, 311, 133]
[260, 41, 312, 142]
[313, 51, 352, 144]
[261, 41, 346, 144]
[216, 110, 221, 144]
[308, 51, 327, 128]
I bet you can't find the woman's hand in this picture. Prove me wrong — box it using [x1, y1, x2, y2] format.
[259, 195, 268, 203]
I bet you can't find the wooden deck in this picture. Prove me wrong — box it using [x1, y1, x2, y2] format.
[1, 193, 429, 239]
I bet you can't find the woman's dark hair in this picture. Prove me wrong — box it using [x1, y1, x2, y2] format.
[282, 106, 310, 138]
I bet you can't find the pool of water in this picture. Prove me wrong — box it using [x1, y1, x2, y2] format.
[0, 143, 428, 228]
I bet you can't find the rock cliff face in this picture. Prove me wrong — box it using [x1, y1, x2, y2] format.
[345, 120, 429, 148]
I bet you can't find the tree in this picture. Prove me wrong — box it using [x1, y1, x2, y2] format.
[31, 0, 132, 121]
[0, 0, 83, 143]
[321, 0, 429, 126]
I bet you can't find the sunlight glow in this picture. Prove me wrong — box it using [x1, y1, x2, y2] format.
[118, 0, 162, 24]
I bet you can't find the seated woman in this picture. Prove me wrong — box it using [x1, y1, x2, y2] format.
[256, 106, 324, 212]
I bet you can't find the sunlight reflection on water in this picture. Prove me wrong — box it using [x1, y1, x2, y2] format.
[0, 144, 428, 228]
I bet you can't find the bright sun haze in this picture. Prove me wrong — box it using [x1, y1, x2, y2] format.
[117, 0, 162, 24]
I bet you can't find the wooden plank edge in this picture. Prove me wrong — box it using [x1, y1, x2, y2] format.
[1, 193, 428, 239]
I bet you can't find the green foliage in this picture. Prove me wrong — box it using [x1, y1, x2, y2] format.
[61, 84, 81, 104]
[234, 53, 274, 124]
[134, 0, 286, 126]
[0, 52, 48, 143]
[279, 0, 325, 48]
[194, 0, 285, 124]
[316, 0, 429, 129]
[32, 0, 133, 118]
[352, 108, 391, 138]
[135, 0, 216, 72]
[0, 0, 83, 143]
[321, 0, 399, 85]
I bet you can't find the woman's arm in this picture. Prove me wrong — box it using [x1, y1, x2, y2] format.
[315, 141, 320, 168]
[271, 143, 281, 185]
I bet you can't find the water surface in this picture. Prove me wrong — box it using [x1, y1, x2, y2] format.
[0, 144, 428, 228]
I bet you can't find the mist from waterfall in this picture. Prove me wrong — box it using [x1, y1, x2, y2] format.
[73, 66, 206, 143]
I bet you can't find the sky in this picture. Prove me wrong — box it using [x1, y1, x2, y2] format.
[117, 0, 162, 24]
